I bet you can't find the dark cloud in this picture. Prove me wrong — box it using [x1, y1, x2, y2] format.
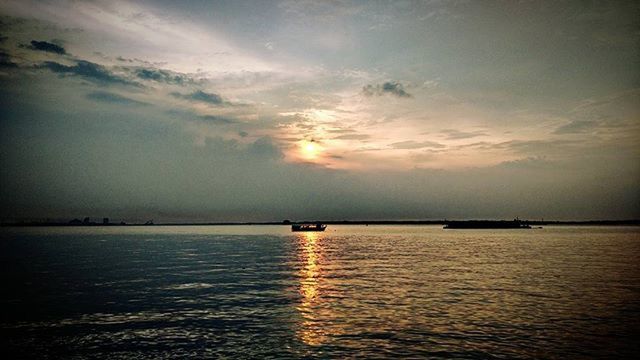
[39, 60, 139, 86]
[28, 40, 66, 54]
[171, 90, 225, 105]
[363, 81, 412, 98]
[247, 136, 283, 160]
[381, 82, 411, 97]
[554, 120, 597, 134]
[199, 115, 237, 124]
[0, 51, 18, 68]
[390, 140, 445, 149]
[135, 68, 188, 85]
[86, 91, 148, 106]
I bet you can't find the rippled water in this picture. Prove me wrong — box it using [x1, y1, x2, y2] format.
[1, 225, 639, 358]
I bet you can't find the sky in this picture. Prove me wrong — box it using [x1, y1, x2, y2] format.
[0, 0, 638, 222]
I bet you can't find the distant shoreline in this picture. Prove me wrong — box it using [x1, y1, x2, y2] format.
[3, 219, 639, 227]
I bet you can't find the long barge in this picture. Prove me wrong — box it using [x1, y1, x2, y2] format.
[444, 220, 531, 229]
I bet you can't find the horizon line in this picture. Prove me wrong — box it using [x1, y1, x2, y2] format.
[3, 219, 640, 227]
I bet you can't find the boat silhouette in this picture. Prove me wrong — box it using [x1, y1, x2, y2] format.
[291, 223, 327, 232]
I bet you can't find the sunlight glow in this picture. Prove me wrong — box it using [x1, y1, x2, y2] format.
[301, 140, 321, 159]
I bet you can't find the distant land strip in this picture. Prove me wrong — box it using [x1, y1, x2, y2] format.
[3, 219, 639, 227]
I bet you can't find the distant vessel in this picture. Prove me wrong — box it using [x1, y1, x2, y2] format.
[292, 223, 327, 232]
[444, 219, 531, 229]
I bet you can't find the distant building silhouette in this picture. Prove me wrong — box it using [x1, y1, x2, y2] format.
[103, 218, 109, 225]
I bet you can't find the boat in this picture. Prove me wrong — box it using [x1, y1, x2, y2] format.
[444, 219, 531, 229]
[291, 223, 327, 232]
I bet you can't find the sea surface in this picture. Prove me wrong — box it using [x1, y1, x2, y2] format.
[1, 225, 639, 359]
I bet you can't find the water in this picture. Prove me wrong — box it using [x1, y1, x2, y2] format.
[1, 225, 639, 358]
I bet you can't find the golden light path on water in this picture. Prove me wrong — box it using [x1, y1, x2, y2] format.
[295, 231, 340, 346]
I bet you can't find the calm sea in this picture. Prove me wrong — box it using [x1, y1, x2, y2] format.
[1, 225, 639, 358]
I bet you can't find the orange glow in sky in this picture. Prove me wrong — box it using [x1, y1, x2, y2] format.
[300, 140, 321, 160]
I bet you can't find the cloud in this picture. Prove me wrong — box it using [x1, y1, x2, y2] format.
[333, 134, 370, 140]
[27, 40, 66, 54]
[165, 108, 239, 124]
[390, 140, 445, 149]
[199, 114, 237, 124]
[247, 136, 283, 160]
[327, 128, 356, 134]
[39, 60, 139, 86]
[497, 156, 551, 169]
[171, 90, 225, 105]
[461, 139, 583, 157]
[440, 129, 487, 140]
[86, 91, 148, 106]
[0, 51, 18, 68]
[363, 81, 412, 98]
[134, 68, 188, 85]
[554, 120, 597, 134]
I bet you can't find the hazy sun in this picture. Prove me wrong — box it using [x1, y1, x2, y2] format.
[301, 140, 320, 159]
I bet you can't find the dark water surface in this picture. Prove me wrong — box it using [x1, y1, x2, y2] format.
[1, 225, 639, 358]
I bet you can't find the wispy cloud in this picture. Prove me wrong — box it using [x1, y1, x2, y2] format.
[460, 139, 584, 156]
[390, 140, 445, 149]
[171, 90, 225, 105]
[497, 156, 551, 169]
[86, 91, 148, 106]
[554, 120, 597, 134]
[333, 134, 370, 140]
[134, 67, 190, 85]
[39, 60, 140, 86]
[198, 114, 237, 124]
[440, 129, 487, 140]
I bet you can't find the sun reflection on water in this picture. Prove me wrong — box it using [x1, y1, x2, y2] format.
[296, 231, 330, 346]
[301, 232, 319, 300]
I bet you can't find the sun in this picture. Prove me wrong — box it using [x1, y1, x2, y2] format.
[301, 140, 320, 159]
